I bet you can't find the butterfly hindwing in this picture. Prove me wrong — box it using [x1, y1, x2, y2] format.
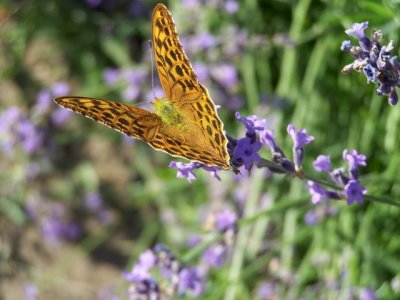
[55, 97, 161, 142]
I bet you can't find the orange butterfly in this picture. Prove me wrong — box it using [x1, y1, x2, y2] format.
[55, 3, 236, 172]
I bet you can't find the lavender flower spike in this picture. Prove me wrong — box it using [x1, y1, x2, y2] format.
[313, 155, 332, 173]
[345, 22, 369, 40]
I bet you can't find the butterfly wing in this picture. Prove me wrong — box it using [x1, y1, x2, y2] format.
[55, 97, 161, 142]
[152, 4, 231, 169]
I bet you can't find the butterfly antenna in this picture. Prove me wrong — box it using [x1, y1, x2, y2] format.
[148, 40, 157, 99]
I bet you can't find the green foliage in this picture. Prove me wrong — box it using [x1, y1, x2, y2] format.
[1, 0, 400, 298]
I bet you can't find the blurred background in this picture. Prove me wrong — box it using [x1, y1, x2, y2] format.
[1, 0, 400, 299]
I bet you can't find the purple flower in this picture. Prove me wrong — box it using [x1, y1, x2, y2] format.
[363, 64, 377, 83]
[202, 244, 227, 267]
[343, 179, 367, 205]
[86, 0, 102, 8]
[341, 22, 399, 106]
[51, 107, 73, 125]
[84, 192, 103, 211]
[123, 85, 140, 102]
[287, 124, 314, 149]
[138, 250, 157, 270]
[16, 119, 43, 154]
[178, 267, 204, 297]
[193, 62, 209, 82]
[304, 210, 320, 225]
[103, 68, 120, 85]
[343, 149, 367, 179]
[210, 64, 238, 90]
[287, 124, 314, 172]
[201, 165, 222, 180]
[235, 112, 268, 135]
[35, 90, 52, 115]
[256, 282, 275, 299]
[51, 82, 70, 97]
[169, 161, 197, 183]
[313, 155, 332, 172]
[359, 288, 377, 300]
[187, 234, 201, 247]
[215, 209, 237, 232]
[23, 283, 38, 300]
[307, 181, 328, 205]
[123, 264, 151, 282]
[345, 22, 369, 40]
[341, 40, 352, 51]
[225, 0, 238, 14]
[232, 137, 262, 169]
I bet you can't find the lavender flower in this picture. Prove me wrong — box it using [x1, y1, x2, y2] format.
[178, 267, 204, 297]
[51, 82, 70, 97]
[202, 244, 227, 267]
[343, 179, 367, 204]
[307, 181, 330, 205]
[103, 68, 120, 85]
[287, 124, 314, 174]
[341, 22, 400, 106]
[313, 155, 332, 172]
[232, 137, 262, 170]
[215, 209, 237, 232]
[359, 288, 378, 300]
[23, 283, 38, 300]
[210, 64, 238, 91]
[84, 192, 103, 211]
[343, 149, 367, 179]
[169, 161, 198, 183]
[235, 112, 267, 135]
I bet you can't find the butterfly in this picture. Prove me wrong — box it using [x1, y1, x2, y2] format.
[55, 3, 237, 173]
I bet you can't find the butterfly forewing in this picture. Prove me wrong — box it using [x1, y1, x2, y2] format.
[152, 4, 231, 169]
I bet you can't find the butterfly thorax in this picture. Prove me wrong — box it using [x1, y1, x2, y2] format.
[153, 98, 185, 129]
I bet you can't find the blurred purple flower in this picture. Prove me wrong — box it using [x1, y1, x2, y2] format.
[215, 209, 237, 232]
[16, 118, 43, 154]
[182, 0, 200, 8]
[86, 0, 102, 8]
[304, 210, 320, 225]
[232, 137, 262, 170]
[122, 68, 147, 86]
[225, 0, 238, 14]
[51, 82, 70, 97]
[307, 181, 328, 205]
[123, 264, 152, 282]
[313, 155, 332, 172]
[169, 161, 197, 183]
[103, 68, 120, 85]
[51, 107, 73, 126]
[23, 283, 38, 300]
[187, 234, 201, 247]
[344, 179, 367, 205]
[257, 282, 275, 299]
[84, 192, 103, 211]
[359, 288, 377, 300]
[123, 85, 140, 102]
[138, 250, 157, 270]
[178, 267, 204, 297]
[202, 244, 226, 267]
[210, 64, 238, 90]
[35, 90, 52, 115]
[193, 62, 209, 82]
